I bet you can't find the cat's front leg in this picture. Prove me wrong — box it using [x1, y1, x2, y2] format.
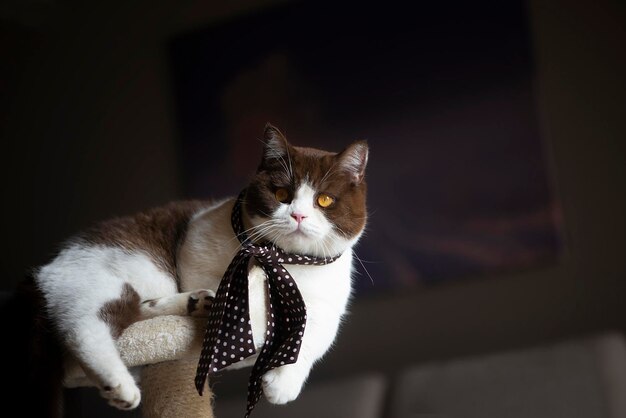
[262, 360, 311, 404]
[139, 289, 215, 319]
[261, 304, 343, 404]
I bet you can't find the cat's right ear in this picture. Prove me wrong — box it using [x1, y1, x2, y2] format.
[261, 123, 290, 166]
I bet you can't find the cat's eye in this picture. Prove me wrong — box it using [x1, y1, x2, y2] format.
[275, 188, 290, 203]
[317, 193, 334, 208]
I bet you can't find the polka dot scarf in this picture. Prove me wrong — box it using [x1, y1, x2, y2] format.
[195, 190, 341, 417]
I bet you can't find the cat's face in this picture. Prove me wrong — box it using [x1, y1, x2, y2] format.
[244, 125, 368, 257]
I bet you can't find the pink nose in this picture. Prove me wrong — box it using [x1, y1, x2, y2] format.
[291, 213, 308, 224]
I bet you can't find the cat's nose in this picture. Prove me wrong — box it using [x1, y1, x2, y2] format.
[291, 213, 308, 224]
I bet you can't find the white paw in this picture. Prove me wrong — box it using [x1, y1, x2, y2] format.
[100, 378, 141, 410]
[262, 365, 307, 404]
[187, 289, 216, 317]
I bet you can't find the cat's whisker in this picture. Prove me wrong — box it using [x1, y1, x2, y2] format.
[322, 240, 331, 261]
[331, 223, 350, 239]
[284, 142, 294, 180]
[237, 219, 273, 236]
[313, 240, 324, 260]
[227, 218, 276, 246]
[226, 220, 283, 258]
[327, 225, 372, 284]
[264, 231, 285, 251]
[322, 237, 334, 259]
[247, 221, 289, 245]
[319, 162, 339, 185]
[353, 250, 375, 286]
[246, 223, 281, 244]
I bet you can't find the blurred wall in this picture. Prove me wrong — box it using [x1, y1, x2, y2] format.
[325, 0, 626, 379]
[1, 0, 282, 286]
[1, 0, 625, 393]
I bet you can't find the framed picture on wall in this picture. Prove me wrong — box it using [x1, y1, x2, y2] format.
[170, 1, 563, 294]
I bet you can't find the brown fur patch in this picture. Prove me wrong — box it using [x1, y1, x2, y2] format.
[246, 129, 368, 238]
[79, 200, 210, 283]
[98, 283, 141, 338]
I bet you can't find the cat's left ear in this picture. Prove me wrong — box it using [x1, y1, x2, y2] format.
[337, 140, 369, 184]
[262, 123, 290, 162]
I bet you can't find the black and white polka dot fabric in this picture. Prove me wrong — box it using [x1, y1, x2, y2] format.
[195, 190, 341, 417]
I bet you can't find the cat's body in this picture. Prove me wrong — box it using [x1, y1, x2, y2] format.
[33, 125, 368, 411]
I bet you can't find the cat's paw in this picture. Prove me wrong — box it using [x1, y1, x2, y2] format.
[100, 378, 141, 410]
[187, 289, 215, 317]
[262, 364, 307, 404]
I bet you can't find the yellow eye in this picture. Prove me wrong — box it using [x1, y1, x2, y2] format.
[317, 194, 334, 208]
[275, 188, 289, 203]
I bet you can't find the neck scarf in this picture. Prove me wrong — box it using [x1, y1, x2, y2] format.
[195, 190, 341, 417]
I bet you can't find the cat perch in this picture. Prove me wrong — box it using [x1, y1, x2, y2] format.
[64, 315, 214, 418]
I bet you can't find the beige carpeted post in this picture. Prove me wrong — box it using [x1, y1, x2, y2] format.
[63, 315, 215, 417]
[141, 357, 214, 418]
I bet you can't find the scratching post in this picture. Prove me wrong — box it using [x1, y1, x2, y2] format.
[63, 315, 214, 417]
[141, 358, 214, 418]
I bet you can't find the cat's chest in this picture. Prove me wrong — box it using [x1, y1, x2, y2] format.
[282, 257, 353, 303]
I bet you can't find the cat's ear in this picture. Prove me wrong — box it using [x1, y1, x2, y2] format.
[262, 123, 290, 162]
[337, 140, 369, 184]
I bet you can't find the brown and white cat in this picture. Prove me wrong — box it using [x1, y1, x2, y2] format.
[34, 124, 368, 410]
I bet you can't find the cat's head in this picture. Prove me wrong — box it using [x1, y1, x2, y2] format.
[244, 124, 368, 257]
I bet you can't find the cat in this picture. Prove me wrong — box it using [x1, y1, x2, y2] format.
[32, 124, 368, 411]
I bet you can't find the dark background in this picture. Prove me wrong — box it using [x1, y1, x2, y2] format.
[170, 1, 561, 292]
[2, 0, 625, 414]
